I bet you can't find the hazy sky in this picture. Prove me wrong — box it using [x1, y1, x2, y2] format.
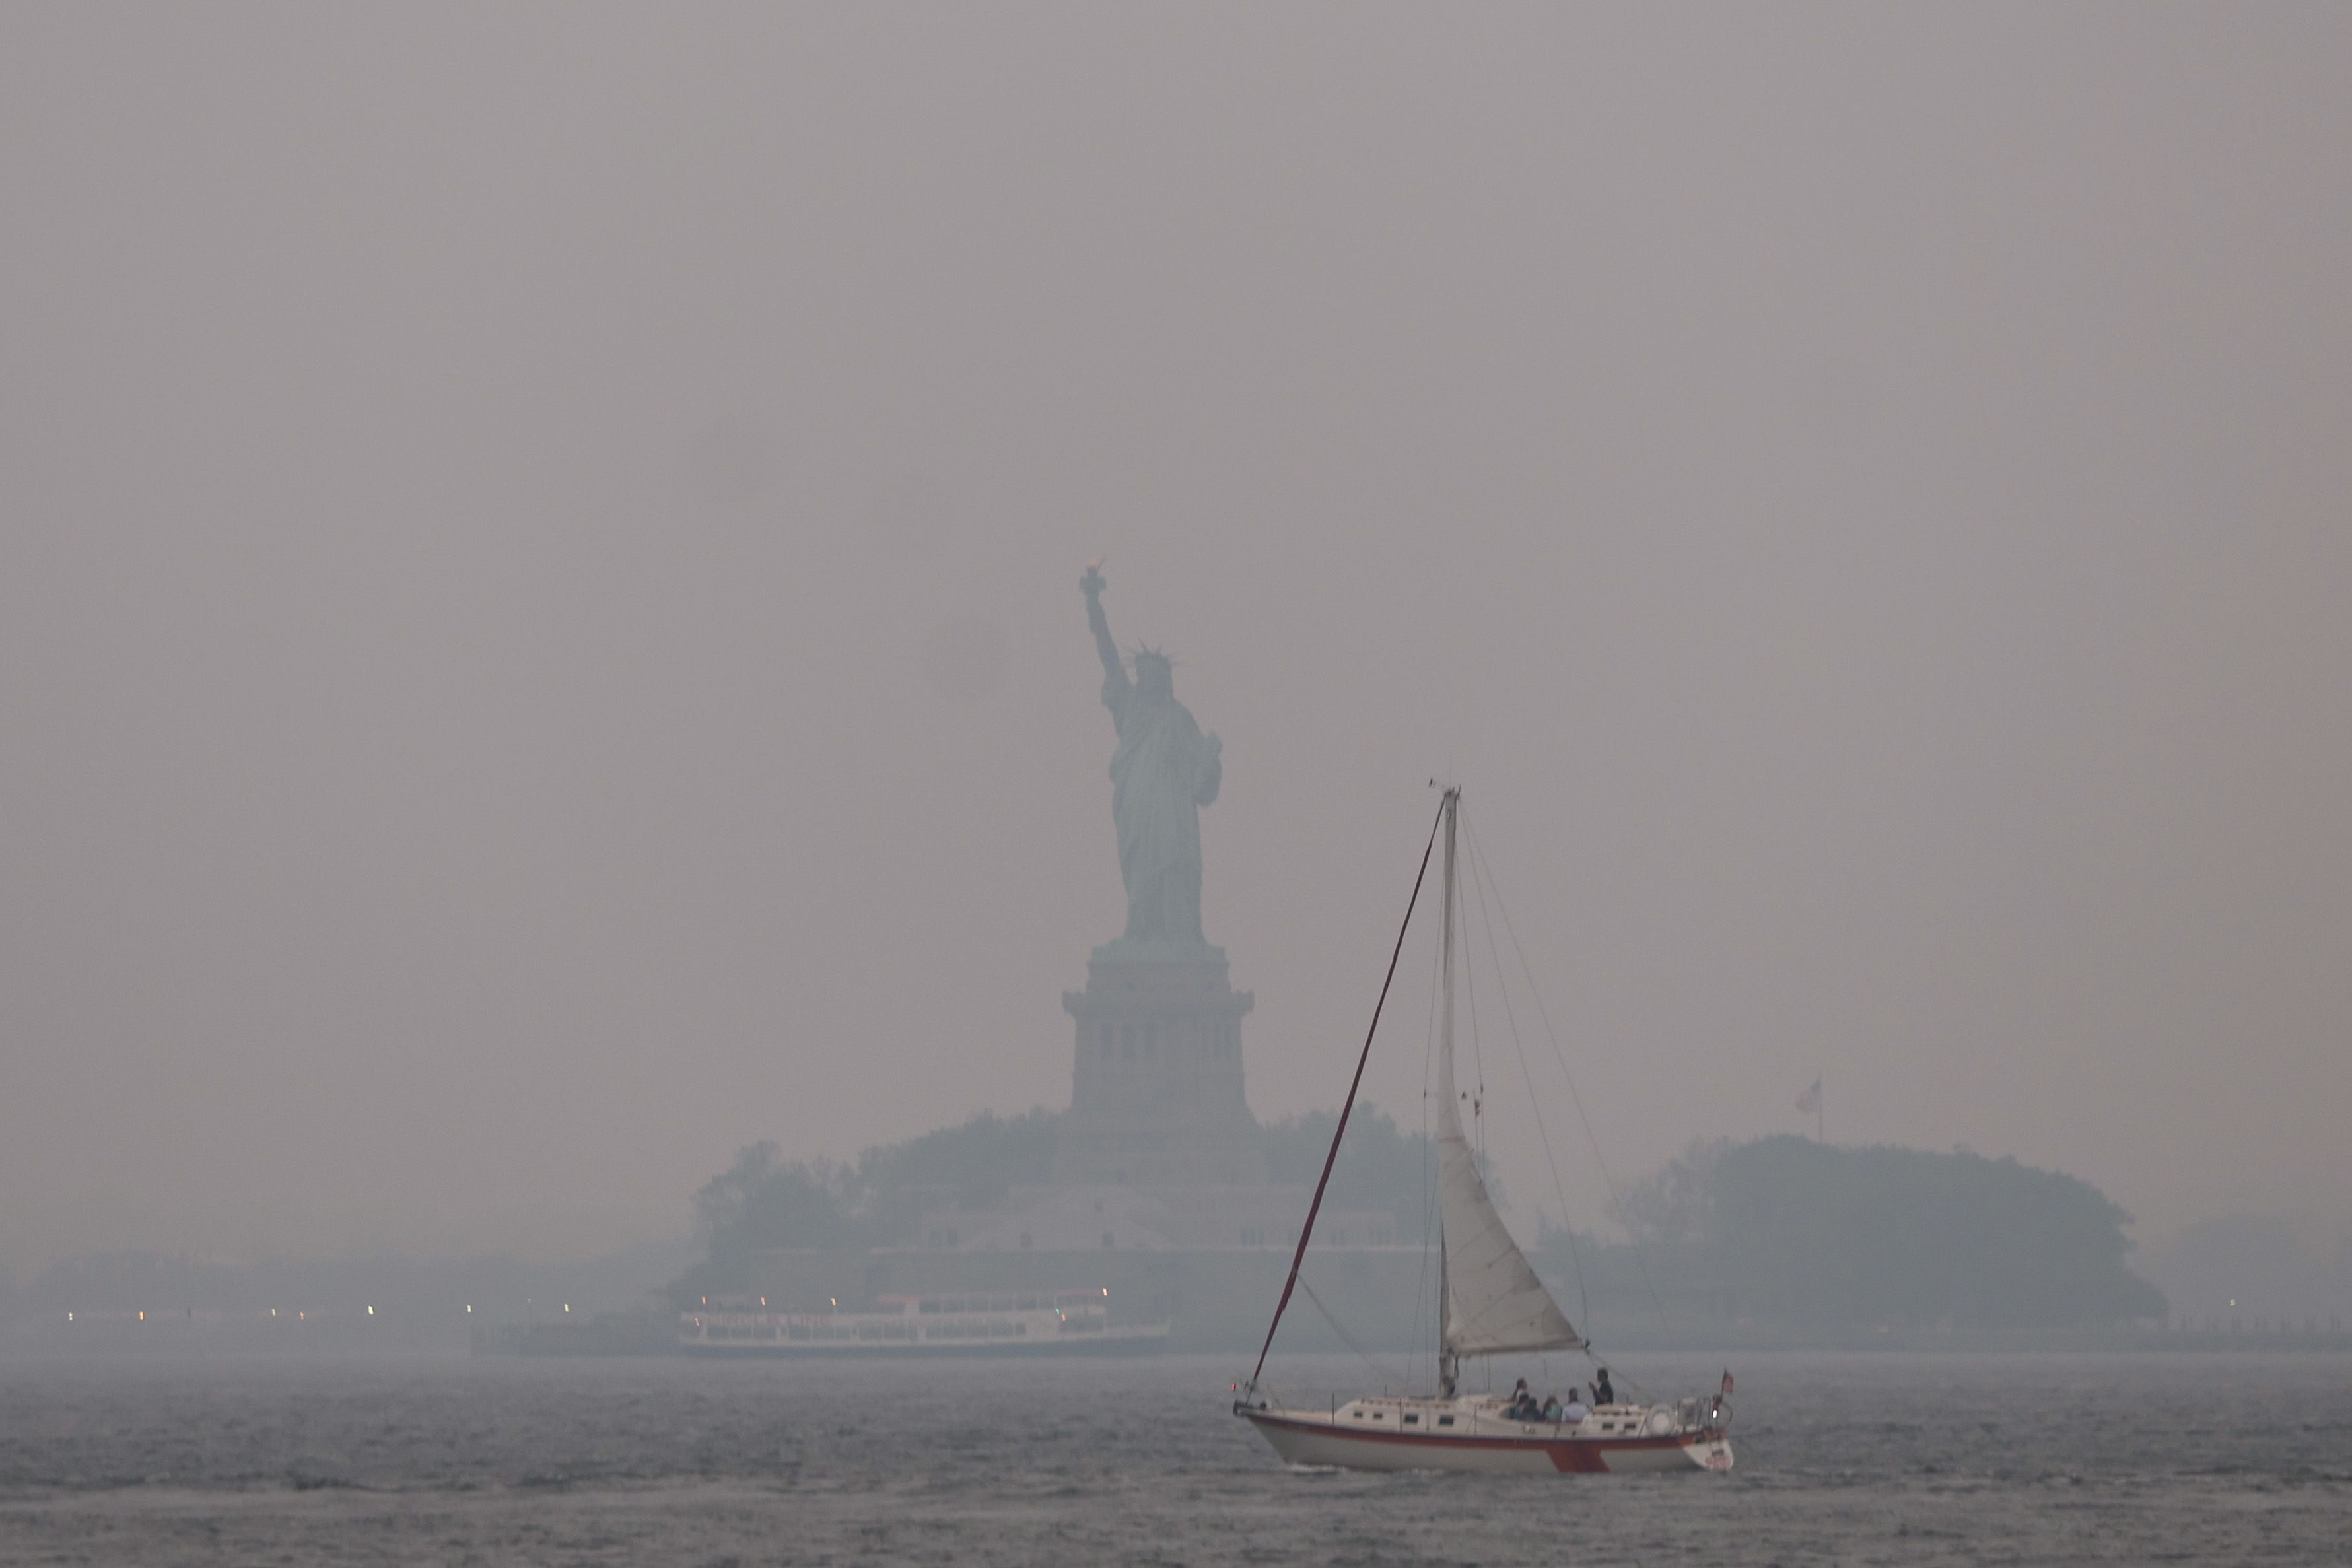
[6, 4, 2347, 1272]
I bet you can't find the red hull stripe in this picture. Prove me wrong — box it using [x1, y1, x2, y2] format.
[1244, 1410, 1723, 1472]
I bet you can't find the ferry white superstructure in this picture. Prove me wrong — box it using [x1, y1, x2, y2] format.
[680, 1289, 1169, 1357]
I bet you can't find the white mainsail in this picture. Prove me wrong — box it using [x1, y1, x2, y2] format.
[1434, 796, 1583, 1357]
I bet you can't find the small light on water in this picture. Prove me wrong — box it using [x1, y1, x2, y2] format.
[466, 1305, 473, 1313]
[367, 1305, 374, 1316]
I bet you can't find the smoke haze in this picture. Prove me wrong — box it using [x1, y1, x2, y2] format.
[4, 4, 2347, 1272]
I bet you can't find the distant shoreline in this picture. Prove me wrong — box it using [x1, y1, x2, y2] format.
[9, 1312, 2349, 1360]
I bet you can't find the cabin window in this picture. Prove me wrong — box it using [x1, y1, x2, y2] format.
[1437, 1416, 1454, 1427]
[1403, 1415, 1420, 1425]
[1351, 1411, 1364, 1420]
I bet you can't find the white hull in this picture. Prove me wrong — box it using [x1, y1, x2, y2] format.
[1239, 1398, 1731, 1476]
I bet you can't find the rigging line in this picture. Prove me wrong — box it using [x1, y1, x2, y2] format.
[1460, 872, 1488, 1161]
[1459, 813, 1590, 1333]
[1461, 845, 1661, 1404]
[1295, 1274, 1413, 1385]
[1249, 795, 1445, 1389]
[1463, 814, 1679, 1355]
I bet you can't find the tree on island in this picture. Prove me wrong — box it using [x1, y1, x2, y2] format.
[1604, 1134, 2165, 1330]
[670, 1111, 1063, 1304]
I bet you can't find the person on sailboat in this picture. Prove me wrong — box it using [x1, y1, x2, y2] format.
[1541, 1394, 1564, 1421]
[1591, 1368, 1615, 1406]
[1562, 1392, 1589, 1424]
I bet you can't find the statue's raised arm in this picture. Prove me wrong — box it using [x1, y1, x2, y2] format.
[1081, 563, 1128, 693]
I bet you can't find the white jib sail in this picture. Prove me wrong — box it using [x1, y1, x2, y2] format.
[1434, 797, 1583, 1357]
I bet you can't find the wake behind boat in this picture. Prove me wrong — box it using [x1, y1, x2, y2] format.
[1235, 789, 1732, 1475]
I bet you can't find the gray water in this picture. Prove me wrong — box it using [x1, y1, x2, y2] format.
[1, 1351, 2346, 1565]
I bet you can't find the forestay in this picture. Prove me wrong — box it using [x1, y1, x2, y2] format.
[1434, 800, 1583, 1357]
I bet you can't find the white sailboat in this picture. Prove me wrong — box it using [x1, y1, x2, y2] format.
[1235, 789, 1733, 1475]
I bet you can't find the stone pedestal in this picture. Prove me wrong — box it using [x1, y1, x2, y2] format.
[1056, 943, 1264, 1186]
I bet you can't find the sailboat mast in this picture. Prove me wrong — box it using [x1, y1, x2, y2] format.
[1440, 789, 1457, 1128]
[1437, 788, 1459, 1397]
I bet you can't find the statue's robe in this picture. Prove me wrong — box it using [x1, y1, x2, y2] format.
[1104, 674, 1221, 945]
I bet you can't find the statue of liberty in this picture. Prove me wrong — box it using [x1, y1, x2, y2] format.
[1080, 564, 1222, 951]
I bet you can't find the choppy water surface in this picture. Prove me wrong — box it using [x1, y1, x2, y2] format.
[1, 1350, 2345, 1565]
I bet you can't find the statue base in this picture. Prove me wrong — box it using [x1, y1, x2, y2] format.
[1057, 945, 1264, 1187]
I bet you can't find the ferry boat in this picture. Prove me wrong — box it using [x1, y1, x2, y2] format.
[679, 1289, 1171, 1357]
[1235, 789, 1733, 1475]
